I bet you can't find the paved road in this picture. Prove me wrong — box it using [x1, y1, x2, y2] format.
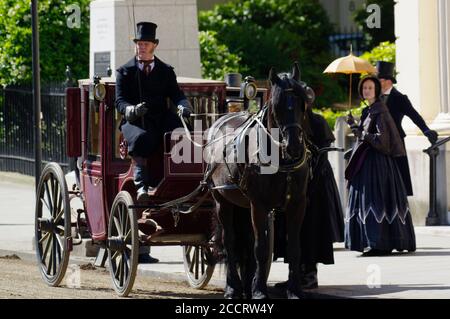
[1, 172, 450, 299]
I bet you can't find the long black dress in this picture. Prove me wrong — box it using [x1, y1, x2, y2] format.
[345, 102, 416, 253]
[274, 111, 344, 264]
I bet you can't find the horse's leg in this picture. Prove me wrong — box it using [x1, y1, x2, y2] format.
[286, 200, 306, 299]
[235, 206, 256, 299]
[214, 193, 243, 299]
[250, 202, 270, 299]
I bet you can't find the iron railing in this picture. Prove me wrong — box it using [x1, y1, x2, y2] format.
[0, 83, 69, 176]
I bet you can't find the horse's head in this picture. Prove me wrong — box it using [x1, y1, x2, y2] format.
[268, 62, 311, 160]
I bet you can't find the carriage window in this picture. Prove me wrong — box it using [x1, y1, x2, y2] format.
[87, 100, 100, 158]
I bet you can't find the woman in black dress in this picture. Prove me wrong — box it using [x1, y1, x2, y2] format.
[345, 76, 416, 256]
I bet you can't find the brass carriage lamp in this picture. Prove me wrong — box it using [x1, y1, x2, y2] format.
[240, 76, 257, 110]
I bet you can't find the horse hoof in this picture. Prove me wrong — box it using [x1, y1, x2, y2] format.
[286, 289, 304, 299]
[252, 291, 269, 299]
[224, 288, 243, 299]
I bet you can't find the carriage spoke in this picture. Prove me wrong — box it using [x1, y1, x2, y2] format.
[46, 237, 54, 275]
[53, 184, 60, 219]
[114, 255, 122, 279]
[119, 255, 125, 286]
[123, 251, 130, 277]
[40, 197, 52, 214]
[54, 208, 64, 224]
[42, 233, 52, 263]
[55, 233, 64, 252]
[201, 248, 205, 274]
[51, 234, 57, 275]
[113, 216, 122, 237]
[124, 229, 131, 243]
[189, 247, 196, 273]
[111, 250, 120, 261]
[122, 209, 129, 236]
[118, 205, 124, 231]
[39, 231, 51, 244]
[44, 180, 53, 215]
[195, 246, 199, 279]
[54, 188, 63, 222]
[50, 175, 57, 217]
[54, 234, 62, 267]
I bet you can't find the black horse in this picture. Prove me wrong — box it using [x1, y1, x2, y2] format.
[205, 63, 311, 299]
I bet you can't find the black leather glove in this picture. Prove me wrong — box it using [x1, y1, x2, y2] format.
[344, 149, 352, 161]
[177, 99, 193, 118]
[346, 112, 356, 126]
[424, 130, 438, 144]
[177, 105, 192, 118]
[125, 102, 147, 122]
[351, 127, 362, 139]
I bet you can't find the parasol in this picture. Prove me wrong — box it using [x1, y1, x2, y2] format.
[323, 46, 377, 108]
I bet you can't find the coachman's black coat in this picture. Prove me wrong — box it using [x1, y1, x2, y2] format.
[115, 56, 186, 157]
[370, 87, 432, 195]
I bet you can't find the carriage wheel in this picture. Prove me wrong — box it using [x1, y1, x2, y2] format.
[183, 245, 215, 289]
[107, 191, 139, 297]
[266, 212, 275, 280]
[35, 162, 71, 286]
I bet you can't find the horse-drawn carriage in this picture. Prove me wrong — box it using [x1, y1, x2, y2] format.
[34, 75, 268, 296]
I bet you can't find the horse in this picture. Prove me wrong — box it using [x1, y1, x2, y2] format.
[205, 63, 311, 299]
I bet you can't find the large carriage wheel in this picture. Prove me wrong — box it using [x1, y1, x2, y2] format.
[183, 244, 215, 289]
[107, 191, 139, 297]
[35, 162, 71, 286]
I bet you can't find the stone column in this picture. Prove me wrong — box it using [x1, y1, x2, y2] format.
[89, 0, 201, 79]
[395, 0, 450, 225]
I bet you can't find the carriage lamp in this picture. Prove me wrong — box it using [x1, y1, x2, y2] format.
[90, 75, 106, 102]
[240, 76, 258, 100]
[240, 76, 257, 110]
[93, 83, 106, 101]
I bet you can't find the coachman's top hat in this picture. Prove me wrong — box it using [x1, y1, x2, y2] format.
[134, 22, 159, 44]
[376, 61, 397, 83]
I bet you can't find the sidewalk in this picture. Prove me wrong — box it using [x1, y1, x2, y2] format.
[1, 172, 450, 299]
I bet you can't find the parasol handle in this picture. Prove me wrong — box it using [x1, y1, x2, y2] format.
[349, 73, 352, 109]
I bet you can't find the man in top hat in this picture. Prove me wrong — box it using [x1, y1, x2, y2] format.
[376, 61, 438, 195]
[115, 22, 193, 263]
[116, 22, 192, 200]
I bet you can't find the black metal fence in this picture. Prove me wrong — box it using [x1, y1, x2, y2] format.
[329, 29, 366, 57]
[0, 83, 69, 176]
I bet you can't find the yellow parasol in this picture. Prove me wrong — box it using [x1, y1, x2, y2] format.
[323, 46, 377, 108]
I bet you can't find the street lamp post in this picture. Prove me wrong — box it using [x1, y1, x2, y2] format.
[31, 0, 42, 189]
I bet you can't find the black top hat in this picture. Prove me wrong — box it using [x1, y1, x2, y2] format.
[134, 22, 159, 43]
[376, 61, 397, 83]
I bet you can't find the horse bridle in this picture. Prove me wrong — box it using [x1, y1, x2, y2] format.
[269, 88, 310, 172]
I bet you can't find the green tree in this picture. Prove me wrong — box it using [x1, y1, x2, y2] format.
[360, 41, 395, 65]
[199, 0, 346, 107]
[199, 30, 244, 80]
[0, 0, 90, 86]
[353, 0, 395, 49]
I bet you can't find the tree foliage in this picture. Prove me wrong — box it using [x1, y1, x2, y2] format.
[199, 30, 244, 80]
[198, 0, 346, 106]
[353, 0, 395, 50]
[360, 41, 395, 65]
[0, 0, 90, 86]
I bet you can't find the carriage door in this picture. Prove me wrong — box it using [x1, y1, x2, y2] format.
[80, 84, 107, 240]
